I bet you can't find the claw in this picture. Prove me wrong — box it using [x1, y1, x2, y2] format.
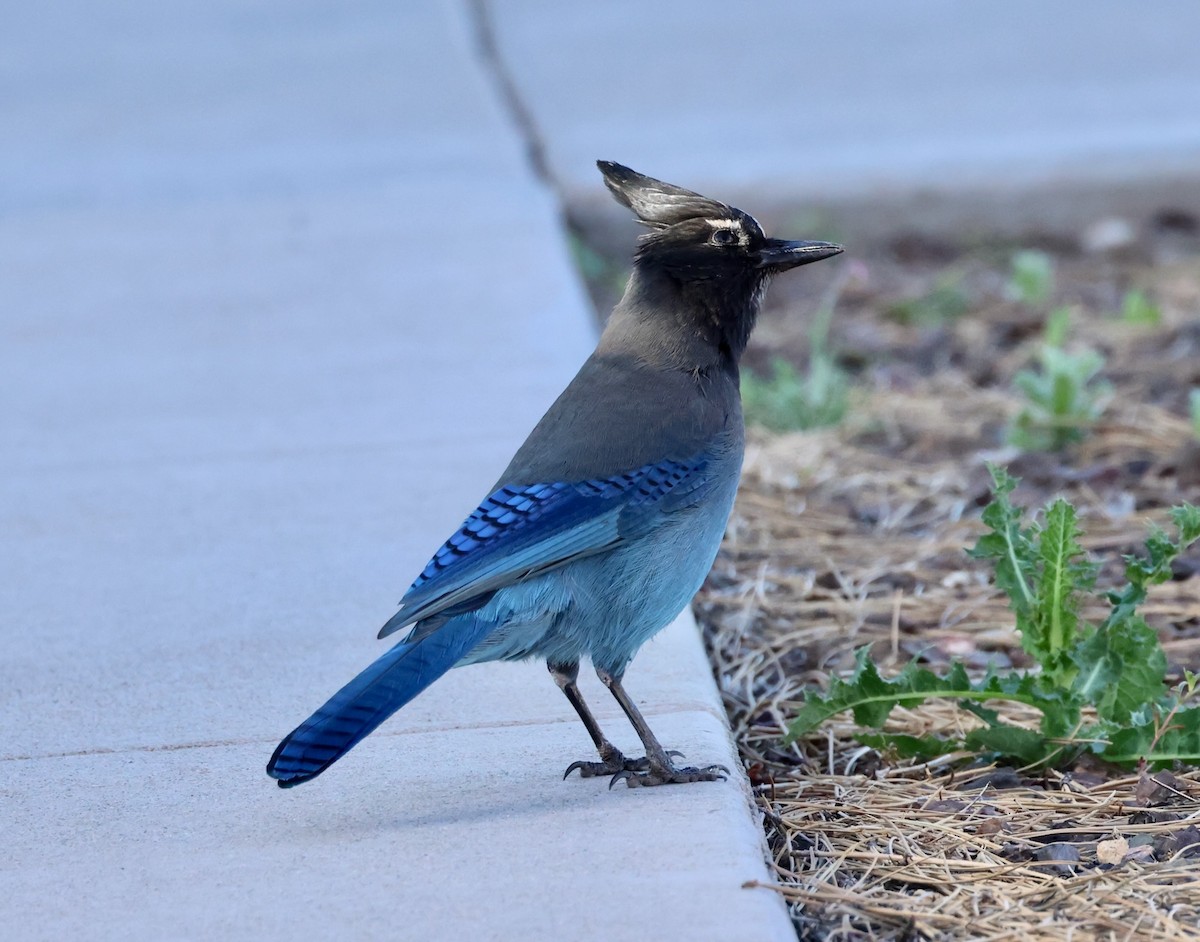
[609, 760, 730, 789]
[563, 760, 589, 781]
[564, 753, 655, 780]
[608, 769, 634, 790]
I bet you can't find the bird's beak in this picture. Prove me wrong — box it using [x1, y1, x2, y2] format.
[755, 239, 844, 271]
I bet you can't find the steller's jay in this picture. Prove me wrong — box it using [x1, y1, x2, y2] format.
[267, 161, 842, 788]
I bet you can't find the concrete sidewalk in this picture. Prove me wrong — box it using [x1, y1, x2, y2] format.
[18, 4, 1197, 939]
[491, 0, 1200, 232]
[2, 3, 791, 941]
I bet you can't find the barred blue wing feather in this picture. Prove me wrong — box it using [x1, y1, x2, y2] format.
[378, 454, 712, 638]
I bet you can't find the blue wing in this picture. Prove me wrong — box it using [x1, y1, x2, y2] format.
[267, 453, 717, 787]
[377, 454, 713, 638]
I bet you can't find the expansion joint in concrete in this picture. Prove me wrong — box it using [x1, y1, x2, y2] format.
[466, 0, 558, 194]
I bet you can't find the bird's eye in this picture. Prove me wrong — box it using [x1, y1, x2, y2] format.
[710, 227, 736, 246]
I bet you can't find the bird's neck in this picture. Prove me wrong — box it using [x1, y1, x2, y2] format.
[598, 265, 758, 375]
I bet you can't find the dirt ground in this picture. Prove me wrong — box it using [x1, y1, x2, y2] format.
[578, 207, 1200, 940]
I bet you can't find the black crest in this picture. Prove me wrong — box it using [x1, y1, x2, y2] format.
[597, 161, 735, 230]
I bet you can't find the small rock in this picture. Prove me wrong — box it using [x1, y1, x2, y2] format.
[1154, 825, 1200, 860]
[941, 570, 973, 589]
[1135, 770, 1190, 806]
[1125, 843, 1157, 865]
[975, 817, 1006, 837]
[1032, 842, 1081, 876]
[920, 798, 967, 814]
[963, 768, 1026, 790]
[1152, 207, 1199, 234]
[1082, 217, 1136, 254]
[1097, 836, 1129, 866]
[1129, 809, 1182, 826]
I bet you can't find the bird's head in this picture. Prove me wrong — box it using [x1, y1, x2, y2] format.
[598, 160, 842, 365]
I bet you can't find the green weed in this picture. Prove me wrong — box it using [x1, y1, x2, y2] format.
[1008, 250, 1055, 306]
[887, 272, 969, 326]
[742, 298, 849, 432]
[787, 466, 1200, 769]
[1120, 289, 1162, 326]
[1008, 309, 1112, 451]
[742, 356, 849, 433]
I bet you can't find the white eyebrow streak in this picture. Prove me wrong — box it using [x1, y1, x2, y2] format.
[705, 218, 748, 243]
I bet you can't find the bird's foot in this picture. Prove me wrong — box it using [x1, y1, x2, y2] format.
[563, 748, 684, 780]
[609, 760, 730, 789]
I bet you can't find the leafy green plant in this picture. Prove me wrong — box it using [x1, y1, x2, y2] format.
[1120, 289, 1162, 327]
[742, 298, 849, 432]
[742, 356, 849, 432]
[1008, 250, 1055, 306]
[1042, 304, 1070, 347]
[1008, 309, 1112, 451]
[887, 272, 970, 326]
[787, 465, 1200, 769]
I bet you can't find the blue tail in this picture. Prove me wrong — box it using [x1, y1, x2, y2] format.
[267, 617, 492, 787]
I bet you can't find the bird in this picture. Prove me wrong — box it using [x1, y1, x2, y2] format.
[267, 160, 842, 789]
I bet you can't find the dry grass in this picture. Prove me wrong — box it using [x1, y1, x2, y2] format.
[697, 344, 1200, 937]
[748, 764, 1200, 941]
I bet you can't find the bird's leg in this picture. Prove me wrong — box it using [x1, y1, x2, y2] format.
[550, 661, 658, 779]
[595, 666, 728, 788]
